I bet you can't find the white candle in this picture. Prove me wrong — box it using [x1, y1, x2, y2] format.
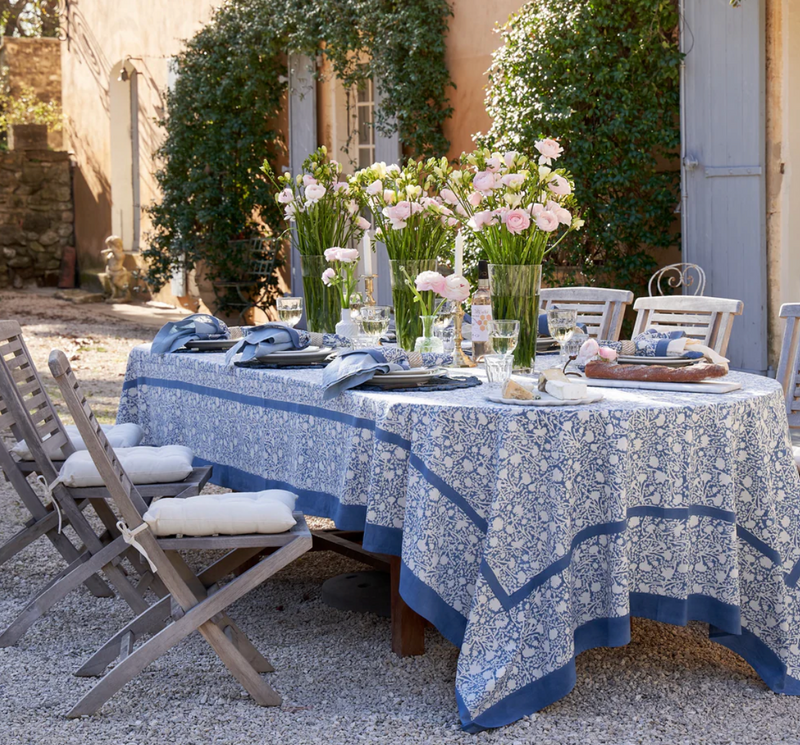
[454, 232, 464, 277]
[362, 231, 373, 275]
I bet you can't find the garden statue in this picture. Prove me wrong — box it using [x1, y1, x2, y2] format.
[101, 235, 132, 303]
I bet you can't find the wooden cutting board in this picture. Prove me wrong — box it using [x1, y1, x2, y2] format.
[581, 377, 743, 394]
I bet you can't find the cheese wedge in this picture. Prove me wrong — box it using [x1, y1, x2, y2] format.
[502, 379, 537, 401]
[544, 378, 588, 400]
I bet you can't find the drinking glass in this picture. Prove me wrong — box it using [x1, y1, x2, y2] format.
[546, 308, 578, 366]
[276, 296, 303, 328]
[434, 300, 457, 330]
[488, 319, 520, 358]
[359, 305, 391, 345]
[484, 353, 514, 393]
[562, 331, 589, 370]
[435, 325, 455, 353]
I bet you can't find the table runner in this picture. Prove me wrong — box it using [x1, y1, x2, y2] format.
[118, 345, 800, 731]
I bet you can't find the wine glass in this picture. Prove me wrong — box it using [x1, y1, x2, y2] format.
[434, 300, 457, 330]
[359, 305, 391, 345]
[276, 296, 303, 328]
[546, 308, 578, 366]
[488, 319, 520, 358]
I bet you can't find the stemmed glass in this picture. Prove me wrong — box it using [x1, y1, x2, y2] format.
[276, 296, 303, 328]
[434, 300, 457, 331]
[488, 320, 520, 358]
[359, 305, 392, 346]
[546, 308, 578, 366]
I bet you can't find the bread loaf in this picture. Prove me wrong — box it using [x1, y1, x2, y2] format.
[584, 361, 728, 383]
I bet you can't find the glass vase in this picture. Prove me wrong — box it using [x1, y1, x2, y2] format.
[414, 315, 444, 354]
[301, 254, 341, 334]
[488, 263, 542, 371]
[389, 259, 437, 351]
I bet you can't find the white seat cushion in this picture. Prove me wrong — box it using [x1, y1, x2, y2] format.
[57, 445, 194, 488]
[144, 490, 297, 537]
[794, 446, 800, 471]
[12, 423, 144, 461]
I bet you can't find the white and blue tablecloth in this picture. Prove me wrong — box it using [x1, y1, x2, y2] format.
[118, 345, 800, 732]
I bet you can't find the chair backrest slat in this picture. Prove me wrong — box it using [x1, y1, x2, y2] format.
[631, 295, 743, 357]
[539, 287, 634, 341]
[777, 304, 800, 428]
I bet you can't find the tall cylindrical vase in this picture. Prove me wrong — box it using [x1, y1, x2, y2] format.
[301, 255, 341, 334]
[389, 259, 436, 352]
[488, 264, 542, 371]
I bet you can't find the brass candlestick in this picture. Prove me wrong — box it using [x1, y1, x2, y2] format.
[451, 303, 476, 368]
[361, 275, 377, 306]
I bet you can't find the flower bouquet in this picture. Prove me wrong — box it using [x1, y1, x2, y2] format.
[322, 247, 361, 338]
[352, 159, 458, 350]
[262, 146, 369, 333]
[436, 140, 583, 369]
[403, 269, 471, 352]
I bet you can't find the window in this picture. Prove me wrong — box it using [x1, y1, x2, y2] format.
[355, 77, 374, 169]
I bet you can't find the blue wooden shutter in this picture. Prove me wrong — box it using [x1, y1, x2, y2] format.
[683, 0, 767, 373]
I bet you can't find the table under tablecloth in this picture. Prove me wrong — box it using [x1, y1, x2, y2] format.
[118, 345, 800, 731]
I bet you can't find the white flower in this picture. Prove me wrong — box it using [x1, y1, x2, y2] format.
[547, 174, 572, 196]
[357, 216, 371, 231]
[277, 188, 294, 204]
[305, 184, 327, 202]
[366, 179, 383, 196]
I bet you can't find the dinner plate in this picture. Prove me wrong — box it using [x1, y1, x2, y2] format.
[487, 389, 604, 406]
[256, 347, 333, 365]
[616, 355, 698, 367]
[183, 339, 239, 351]
[367, 368, 445, 387]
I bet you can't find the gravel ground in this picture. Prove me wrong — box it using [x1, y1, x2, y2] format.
[1, 290, 799, 744]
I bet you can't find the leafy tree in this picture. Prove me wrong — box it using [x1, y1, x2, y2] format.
[484, 0, 682, 292]
[1, 0, 59, 37]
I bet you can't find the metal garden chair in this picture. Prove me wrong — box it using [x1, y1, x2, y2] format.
[648, 263, 707, 297]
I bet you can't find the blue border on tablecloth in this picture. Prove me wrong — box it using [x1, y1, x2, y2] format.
[455, 592, 800, 733]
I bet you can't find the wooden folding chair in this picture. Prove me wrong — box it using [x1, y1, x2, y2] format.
[539, 287, 634, 341]
[631, 295, 744, 357]
[0, 320, 212, 646]
[49, 348, 312, 717]
[777, 304, 800, 433]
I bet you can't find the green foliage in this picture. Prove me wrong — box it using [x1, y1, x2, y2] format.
[484, 0, 681, 293]
[0, 83, 62, 132]
[145, 0, 454, 312]
[1, 0, 59, 37]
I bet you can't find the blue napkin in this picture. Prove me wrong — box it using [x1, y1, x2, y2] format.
[538, 313, 588, 337]
[225, 323, 309, 366]
[599, 329, 704, 359]
[322, 349, 409, 400]
[151, 314, 229, 354]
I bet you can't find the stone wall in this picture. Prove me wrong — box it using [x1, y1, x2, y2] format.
[0, 149, 73, 289]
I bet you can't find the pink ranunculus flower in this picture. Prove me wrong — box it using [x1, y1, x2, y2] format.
[468, 191, 483, 207]
[336, 248, 360, 263]
[324, 247, 342, 262]
[529, 202, 545, 217]
[579, 338, 599, 359]
[415, 270, 447, 294]
[357, 216, 371, 231]
[535, 138, 563, 162]
[366, 179, 383, 196]
[504, 208, 531, 235]
[467, 209, 497, 232]
[305, 184, 327, 202]
[504, 151, 518, 167]
[547, 174, 572, 196]
[440, 274, 471, 303]
[485, 156, 503, 173]
[472, 170, 495, 193]
[440, 188, 458, 205]
[303, 175, 318, 187]
[390, 201, 413, 221]
[321, 267, 336, 286]
[535, 210, 560, 232]
[501, 173, 525, 189]
[277, 188, 294, 204]
[598, 346, 617, 362]
[546, 200, 572, 226]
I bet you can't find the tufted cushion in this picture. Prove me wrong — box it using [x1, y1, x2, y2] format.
[57, 445, 194, 488]
[12, 423, 144, 462]
[794, 446, 800, 471]
[143, 490, 297, 536]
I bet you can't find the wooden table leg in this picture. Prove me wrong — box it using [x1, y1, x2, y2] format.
[390, 555, 425, 657]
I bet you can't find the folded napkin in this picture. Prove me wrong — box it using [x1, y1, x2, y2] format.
[151, 314, 229, 354]
[225, 324, 353, 366]
[322, 349, 409, 399]
[595, 329, 728, 369]
[538, 313, 588, 337]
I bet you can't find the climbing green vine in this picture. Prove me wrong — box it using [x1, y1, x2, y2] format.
[145, 0, 454, 311]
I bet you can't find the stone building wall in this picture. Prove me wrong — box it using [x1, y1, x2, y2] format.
[0, 149, 73, 289]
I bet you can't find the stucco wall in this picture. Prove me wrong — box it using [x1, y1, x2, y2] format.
[60, 0, 222, 281]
